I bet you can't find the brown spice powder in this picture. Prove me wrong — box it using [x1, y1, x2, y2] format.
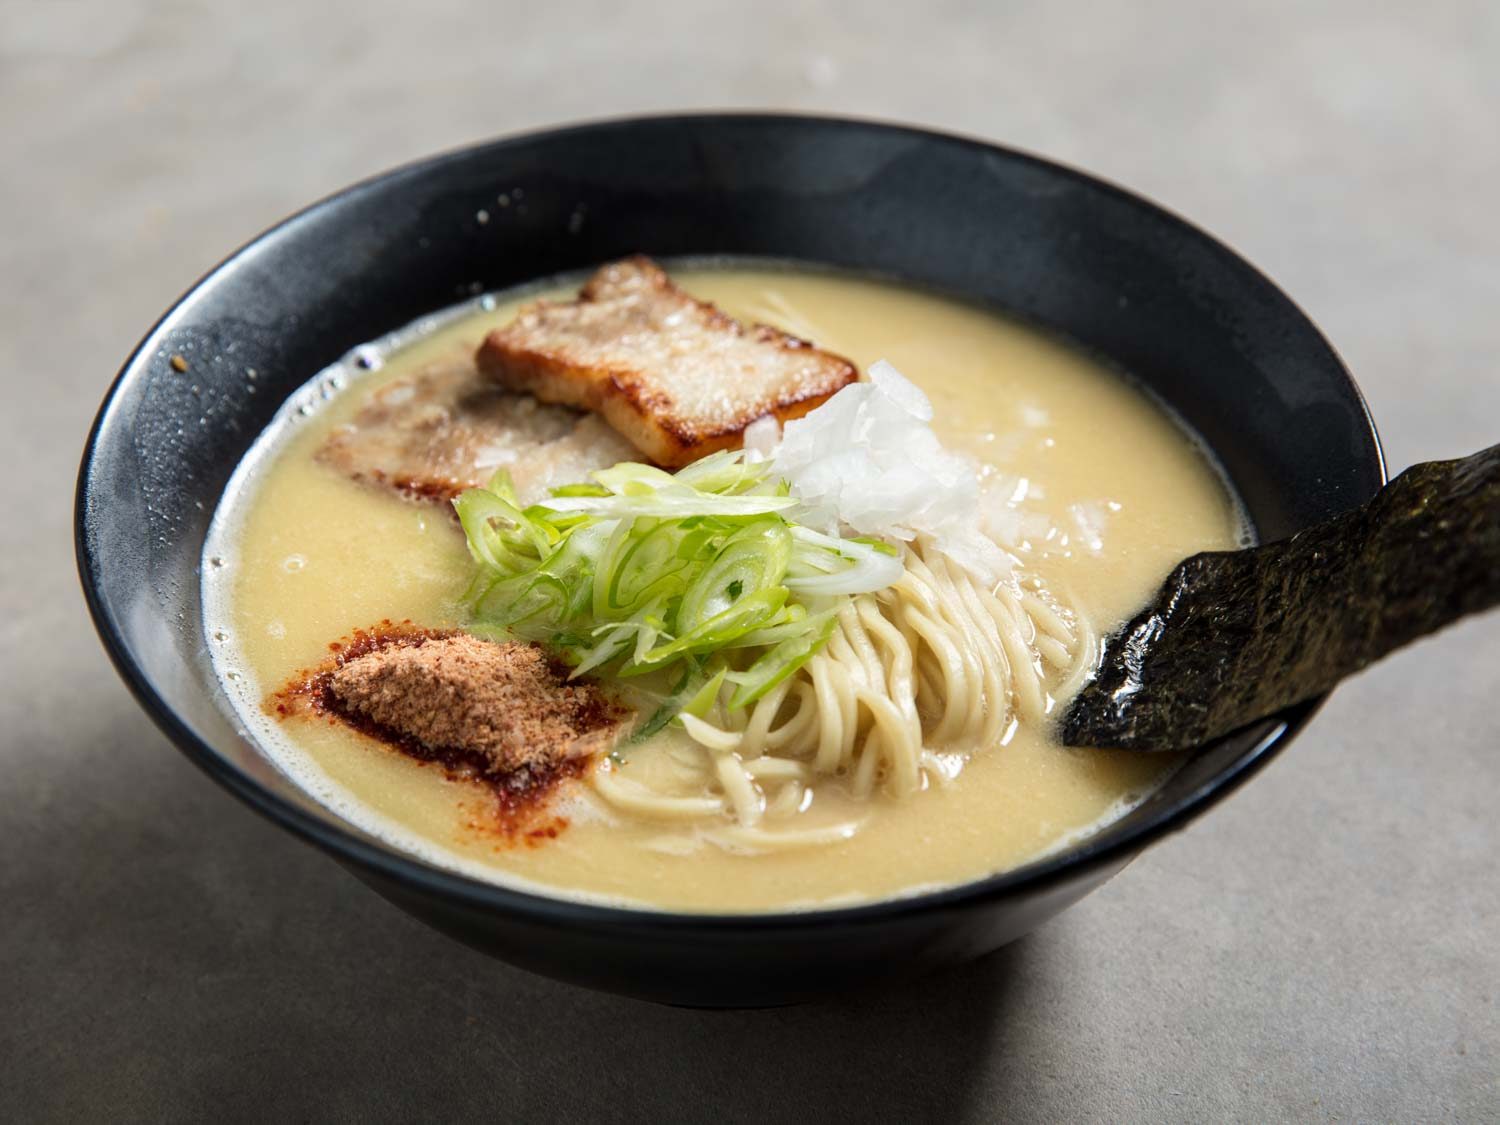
[267, 621, 626, 842]
[327, 631, 618, 772]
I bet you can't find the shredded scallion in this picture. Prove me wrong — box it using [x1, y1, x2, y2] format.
[455, 450, 902, 731]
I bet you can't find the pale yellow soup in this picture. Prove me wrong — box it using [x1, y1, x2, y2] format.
[207, 265, 1242, 912]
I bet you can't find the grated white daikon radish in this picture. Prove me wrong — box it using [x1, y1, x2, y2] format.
[770, 360, 1012, 583]
[742, 414, 781, 462]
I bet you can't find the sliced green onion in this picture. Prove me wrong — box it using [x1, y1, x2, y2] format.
[727, 612, 838, 709]
[785, 526, 905, 596]
[677, 520, 792, 632]
[542, 489, 797, 520]
[722, 606, 832, 650]
[483, 469, 523, 505]
[851, 536, 900, 557]
[590, 461, 681, 495]
[550, 482, 611, 498]
[673, 449, 772, 494]
[679, 664, 729, 719]
[602, 519, 691, 616]
[623, 658, 705, 746]
[454, 489, 547, 571]
[456, 450, 902, 716]
[631, 587, 788, 672]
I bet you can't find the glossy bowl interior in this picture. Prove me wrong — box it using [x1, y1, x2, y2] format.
[77, 114, 1383, 1007]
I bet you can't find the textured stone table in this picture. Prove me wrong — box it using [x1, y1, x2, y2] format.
[4, 1, 1495, 1119]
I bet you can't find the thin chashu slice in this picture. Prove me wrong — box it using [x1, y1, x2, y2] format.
[475, 256, 859, 468]
[316, 358, 636, 506]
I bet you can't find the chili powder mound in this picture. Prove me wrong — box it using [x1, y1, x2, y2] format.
[268, 621, 626, 842]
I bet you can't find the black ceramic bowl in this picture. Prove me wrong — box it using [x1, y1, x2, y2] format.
[77, 114, 1383, 1007]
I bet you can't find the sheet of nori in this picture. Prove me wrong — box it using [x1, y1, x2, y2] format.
[1062, 443, 1500, 751]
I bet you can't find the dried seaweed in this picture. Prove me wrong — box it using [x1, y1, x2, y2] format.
[1062, 443, 1500, 751]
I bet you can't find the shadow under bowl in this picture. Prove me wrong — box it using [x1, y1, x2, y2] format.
[77, 114, 1383, 1007]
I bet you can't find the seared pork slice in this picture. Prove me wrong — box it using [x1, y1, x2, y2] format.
[316, 359, 635, 506]
[476, 256, 858, 468]
[326, 634, 624, 775]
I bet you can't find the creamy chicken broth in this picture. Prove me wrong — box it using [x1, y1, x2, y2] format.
[204, 265, 1243, 912]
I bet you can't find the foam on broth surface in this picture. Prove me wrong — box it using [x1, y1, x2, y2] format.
[204, 265, 1243, 912]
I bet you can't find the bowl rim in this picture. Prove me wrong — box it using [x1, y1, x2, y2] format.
[76, 110, 1385, 931]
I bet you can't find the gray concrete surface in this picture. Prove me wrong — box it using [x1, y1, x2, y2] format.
[4, 1, 1497, 1120]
